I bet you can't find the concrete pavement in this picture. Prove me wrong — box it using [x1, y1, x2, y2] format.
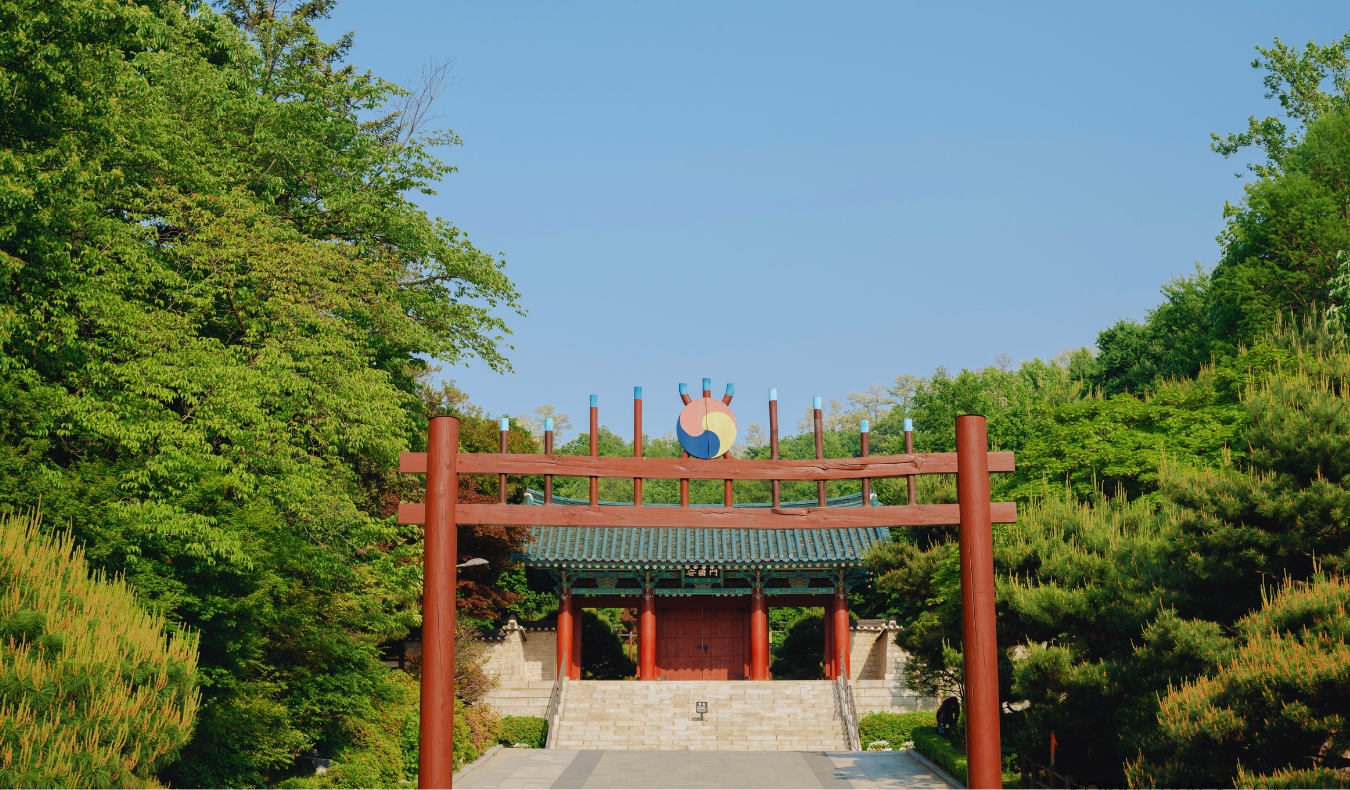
[456, 748, 956, 789]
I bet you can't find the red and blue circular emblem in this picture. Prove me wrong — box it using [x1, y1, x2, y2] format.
[676, 398, 737, 459]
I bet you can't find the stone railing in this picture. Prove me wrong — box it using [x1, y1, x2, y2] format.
[543, 649, 568, 749]
[834, 645, 861, 751]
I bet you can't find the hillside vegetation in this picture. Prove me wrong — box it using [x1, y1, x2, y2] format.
[4, 1, 1350, 787]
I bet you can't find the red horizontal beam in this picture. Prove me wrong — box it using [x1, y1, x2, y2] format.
[398, 451, 1014, 480]
[567, 595, 839, 608]
[396, 501, 1016, 528]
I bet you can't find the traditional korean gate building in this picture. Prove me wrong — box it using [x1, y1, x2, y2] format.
[520, 489, 885, 681]
[404, 384, 1012, 782]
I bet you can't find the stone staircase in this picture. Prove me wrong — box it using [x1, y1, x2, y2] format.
[550, 680, 850, 751]
[483, 680, 554, 717]
[850, 679, 937, 715]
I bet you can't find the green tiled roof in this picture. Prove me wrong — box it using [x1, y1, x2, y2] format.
[523, 525, 889, 567]
[520, 489, 888, 567]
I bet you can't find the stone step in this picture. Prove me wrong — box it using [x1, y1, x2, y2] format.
[551, 680, 849, 751]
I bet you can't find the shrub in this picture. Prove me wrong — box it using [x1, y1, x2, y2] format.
[0, 512, 200, 787]
[462, 702, 501, 759]
[450, 698, 502, 769]
[276, 669, 421, 789]
[911, 726, 1021, 786]
[911, 726, 968, 785]
[453, 699, 475, 768]
[455, 623, 498, 705]
[498, 717, 547, 749]
[858, 712, 935, 751]
[1126, 574, 1350, 788]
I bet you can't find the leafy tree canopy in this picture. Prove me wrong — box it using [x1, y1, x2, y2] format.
[0, 0, 520, 784]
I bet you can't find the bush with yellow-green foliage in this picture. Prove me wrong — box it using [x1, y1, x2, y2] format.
[0, 512, 199, 788]
[1126, 574, 1350, 788]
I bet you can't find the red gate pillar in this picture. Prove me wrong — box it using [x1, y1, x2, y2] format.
[639, 587, 657, 680]
[823, 597, 836, 679]
[833, 587, 851, 680]
[570, 595, 582, 681]
[956, 414, 1003, 789]
[420, 416, 458, 790]
[556, 587, 573, 680]
[749, 587, 769, 680]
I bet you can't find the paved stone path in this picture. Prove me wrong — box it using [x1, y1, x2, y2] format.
[456, 749, 955, 789]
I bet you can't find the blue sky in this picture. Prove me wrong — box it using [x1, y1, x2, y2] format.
[321, 2, 1348, 441]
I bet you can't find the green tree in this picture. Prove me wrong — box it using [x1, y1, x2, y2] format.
[579, 609, 637, 680]
[869, 323, 1350, 787]
[1163, 320, 1350, 623]
[1090, 267, 1215, 395]
[0, 1, 520, 784]
[1211, 107, 1350, 349]
[770, 611, 826, 679]
[1007, 371, 1240, 503]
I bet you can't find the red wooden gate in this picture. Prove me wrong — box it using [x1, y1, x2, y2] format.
[657, 601, 747, 680]
[400, 389, 1013, 789]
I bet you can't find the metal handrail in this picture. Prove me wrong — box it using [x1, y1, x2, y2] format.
[1020, 756, 1077, 789]
[834, 646, 861, 751]
[543, 649, 569, 749]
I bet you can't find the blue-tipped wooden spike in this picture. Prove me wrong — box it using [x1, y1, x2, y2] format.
[634, 386, 643, 400]
[813, 396, 822, 410]
[702, 377, 712, 391]
[500, 417, 510, 431]
[724, 383, 735, 396]
[904, 418, 914, 432]
[679, 382, 689, 396]
[768, 388, 778, 401]
[860, 419, 870, 433]
[544, 418, 554, 431]
[590, 394, 598, 407]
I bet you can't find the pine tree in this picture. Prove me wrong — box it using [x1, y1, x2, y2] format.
[0, 511, 200, 788]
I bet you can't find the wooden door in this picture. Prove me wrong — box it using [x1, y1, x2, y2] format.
[656, 601, 747, 680]
[656, 602, 702, 680]
[702, 605, 747, 680]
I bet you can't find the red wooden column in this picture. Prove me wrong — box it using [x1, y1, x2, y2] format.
[813, 396, 826, 506]
[633, 387, 643, 506]
[749, 586, 769, 680]
[639, 587, 656, 680]
[833, 587, 851, 680]
[420, 416, 458, 790]
[556, 586, 573, 680]
[905, 418, 917, 505]
[823, 597, 835, 679]
[956, 414, 1003, 789]
[570, 595, 582, 681]
[588, 395, 599, 507]
[768, 389, 781, 509]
